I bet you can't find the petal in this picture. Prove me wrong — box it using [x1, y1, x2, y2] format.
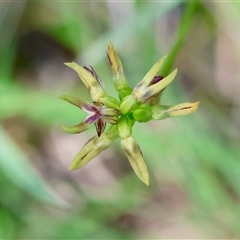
[83, 66, 105, 89]
[103, 115, 119, 124]
[133, 55, 168, 95]
[100, 106, 119, 124]
[100, 106, 119, 117]
[121, 136, 149, 186]
[69, 125, 119, 170]
[64, 62, 106, 102]
[61, 114, 99, 134]
[59, 95, 97, 114]
[134, 69, 177, 103]
[94, 118, 107, 137]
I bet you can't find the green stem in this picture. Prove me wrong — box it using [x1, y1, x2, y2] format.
[161, 1, 201, 76]
[150, 1, 200, 106]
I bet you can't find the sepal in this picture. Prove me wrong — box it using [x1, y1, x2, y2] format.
[64, 62, 106, 102]
[61, 114, 98, 134]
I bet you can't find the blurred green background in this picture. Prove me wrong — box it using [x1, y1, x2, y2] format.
[1, 1, 240, 239]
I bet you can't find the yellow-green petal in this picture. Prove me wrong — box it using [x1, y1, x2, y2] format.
[134, 69, 177, 103]
[133, 55, 168, 94]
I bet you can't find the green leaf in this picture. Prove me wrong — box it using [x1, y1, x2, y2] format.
[0, 126, 60, 205]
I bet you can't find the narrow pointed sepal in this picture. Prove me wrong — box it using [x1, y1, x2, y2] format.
[121, 136, 149, 186]
[59, 95, 95, 113]
[69, 126, 119, 170]
[69, 135, 99, 170]
[152, 101, 200, 120]
[107, 41, 129, 91]
[61, 123, 89, 134]
[107, 41, 123, 77]
[64, 62, 106, 102]
[61, 114, 99, 134]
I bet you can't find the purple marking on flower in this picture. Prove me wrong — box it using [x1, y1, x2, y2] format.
[83, 104, 98, 112]
[141, 91, 153, 103]
[85, 114, 100, 124]
[149, 75, 164, 86]
[106, 52, 112, 66]
[95, 118, 106, 137]
[83, 66, 104, 88]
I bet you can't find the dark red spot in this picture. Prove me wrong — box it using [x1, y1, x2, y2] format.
[107, 52, 112, 66]
[149, 75, 164, 86]
[83, 65, 104, 88]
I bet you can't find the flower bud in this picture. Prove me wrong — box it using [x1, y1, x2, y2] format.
[152, 102, 200, 120]
[69, 125, 119, 170]
[119, 95, 138, 114]
[107, 41, 129, 91]
[100, 106, 119, 124]
[133, 105, 152, 122]
[117, 115, 134, 139]
[121, 136, 149, 186]
[100, 95, 120, 109]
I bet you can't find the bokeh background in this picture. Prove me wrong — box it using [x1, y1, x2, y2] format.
[1, 1, 240, 239]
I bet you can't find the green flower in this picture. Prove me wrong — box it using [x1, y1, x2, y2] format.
[60, 41, 199, 186]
